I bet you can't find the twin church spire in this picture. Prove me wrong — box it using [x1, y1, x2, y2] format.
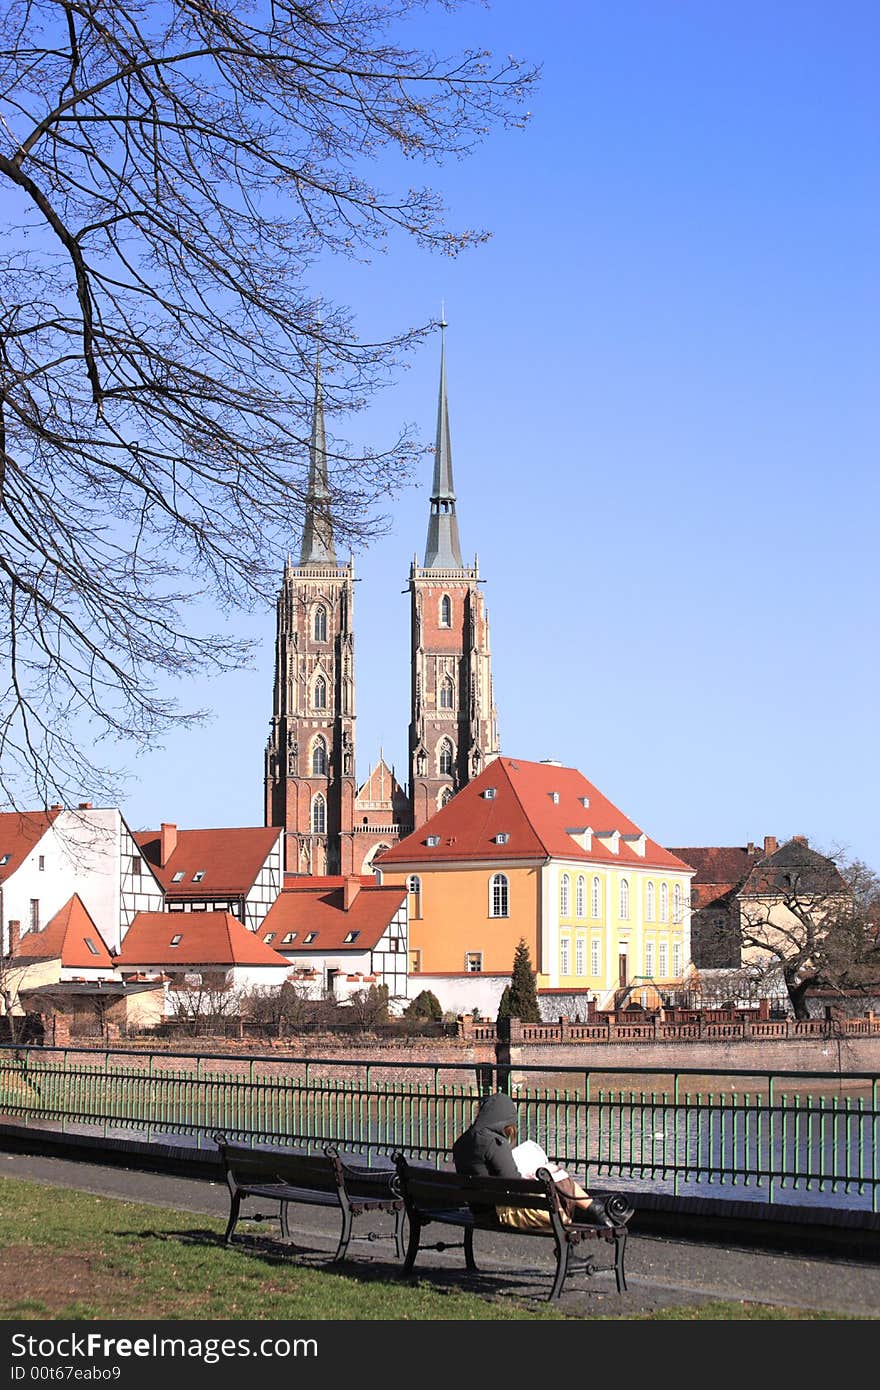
[266, 316, 499, 873]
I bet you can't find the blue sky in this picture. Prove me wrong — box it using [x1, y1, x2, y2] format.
[120, 2, 879, 867]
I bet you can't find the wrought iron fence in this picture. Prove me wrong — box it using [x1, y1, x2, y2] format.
[1, 1045, 877, 1213]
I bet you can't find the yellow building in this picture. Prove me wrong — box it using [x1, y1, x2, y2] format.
[377, 757, 694, 1012]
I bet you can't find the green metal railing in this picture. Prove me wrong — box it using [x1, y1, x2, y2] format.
[1, 1045, 877, 1212]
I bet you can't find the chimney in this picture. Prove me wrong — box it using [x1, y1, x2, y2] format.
[49, 803, 63, 812]
[8, 920, 21, 955]
[160, 822, 178, 867]
[78, 801, 93, 810]
[343, 877, 361, 910]
[763, 835, 778, 856]
[792, 834, 808, 845]
[746, 842, 755, 855]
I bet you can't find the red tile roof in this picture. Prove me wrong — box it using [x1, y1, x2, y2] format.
[133, 827, 282, 896]
[116, 911, 290, 967]
[0, 809, 61, 881]
[667, 846, 760, 887]
[258, 884, 406, 952]
[14, 894, 114, 969]
[378, 759, 691, 872]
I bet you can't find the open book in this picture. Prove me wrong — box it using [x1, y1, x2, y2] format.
[511, 1139, 568, 1182]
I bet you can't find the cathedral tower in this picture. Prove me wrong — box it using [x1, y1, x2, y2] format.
[264, 353, 357, 874]
[408, 320, 499, 828]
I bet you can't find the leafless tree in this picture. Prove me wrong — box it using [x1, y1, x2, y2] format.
[737, 844, 880, 1019]
[240, 978, 317, 1035]
[0, 1, 537, 809]
[347, 981, 389, 1030]
[167, 976, 243, 1035]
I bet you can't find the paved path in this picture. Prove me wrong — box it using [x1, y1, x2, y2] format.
[2, 1151, 879, 1319]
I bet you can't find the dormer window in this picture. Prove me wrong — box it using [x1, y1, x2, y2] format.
[344, 931, 360, 944]
[494, 833, 509, 845]
[264, 932, 276, 943]
[84, 938, 100, 956]
[483, 788, 496, 800]
[303, 931, 317, 943]
[580, 797, 590, 809]
[172, 871, 185, 883]
[425, 835, 441, 847]
[192, 870, 205, 882]
[550, 792, 560, 804]
[170, 934, 183, 947]
[0, 854, 10, 865]
[282, 932, 296, 944]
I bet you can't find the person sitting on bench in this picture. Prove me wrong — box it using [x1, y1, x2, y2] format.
[452, 1091, 613, 1226]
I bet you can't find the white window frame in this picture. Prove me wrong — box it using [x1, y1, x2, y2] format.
[660, 883, 669, 922]
[673, 941, 683, 977]
[591, 876, 601, 919]
[673, 884, 683, 923]
[575, 937, 586, 977]
[489, 872, 509, 918]
[646, 881, 655, 922]
[560, 936, 570, 976]
[645, 940, 655, 977]
[560, 873, 570, 918]
[465, 951, 482, 973]
[658, 941, 669, 977]
[576, 875, 585, 919]
[619, 878, 630, 920]
[590, 937, 600, 977]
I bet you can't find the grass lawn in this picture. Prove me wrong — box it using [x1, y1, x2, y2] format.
[0, 1176, 851, 1321]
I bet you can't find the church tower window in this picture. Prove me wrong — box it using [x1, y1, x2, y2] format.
[314, 675, 327, 709]
[314, 605, 327, 642]
[311, 737, 327, 776]
[439, 739, 454, 775]
[439, 676, 454, 709]
[311, 794, 326, 834]
[440, 594, 452, 627]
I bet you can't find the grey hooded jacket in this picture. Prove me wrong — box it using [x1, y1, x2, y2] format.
[452, 1092, 520, 1180]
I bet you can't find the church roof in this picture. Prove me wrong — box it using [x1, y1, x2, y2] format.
[0, 808, 61, 881]
[133, 826, 282, 896]
[423, 319, 463, 568]
[299, 346, 336, 565]
[116, 911, 290, 967]
[377, 758, 691, 872]
[14, 894, 115, 969]
[355, 757, 407, 809]
[258, 883, 406, 952]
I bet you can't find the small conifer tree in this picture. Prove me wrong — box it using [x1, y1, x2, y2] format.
[405, 989, 443, 1021]
[496, 985, 512, 1022]
[508, 938, 541, 1022]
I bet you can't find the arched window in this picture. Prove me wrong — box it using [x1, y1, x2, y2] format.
[408, 874, 422, 919]
[489, 872, 509, 918]
[311, 737, 327, 776]
[439, 676, 454, 709]
[439, 739, 454, 775]
[619, 878, 630, 920]
[646, 881, 655, 921]
[560, 873, 570, 917]
[591, 876, 601, 918]
[660, 883, 669, 922]
[313, 605, 327, 642]
[440, 594, 452, 627]
[576, 875, 586, 919]
[314, 675, 327, 709]
[311, 794, 326, 834]
[673, 884, 683, 923]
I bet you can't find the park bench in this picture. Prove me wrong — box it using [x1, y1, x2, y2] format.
[213, 1132, 405, 1262]
[392, 1152, 631, 1302]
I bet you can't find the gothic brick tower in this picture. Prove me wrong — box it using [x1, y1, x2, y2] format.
[264, 353, 357, 874]
[408, 321, 499, 828]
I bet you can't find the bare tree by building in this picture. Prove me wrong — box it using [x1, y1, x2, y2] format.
[0, 0, 537, 809]
[736, 839, 880, 1019]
